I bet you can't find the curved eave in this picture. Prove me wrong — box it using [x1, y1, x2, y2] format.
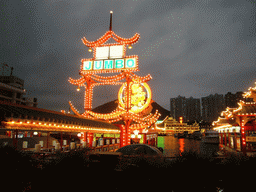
[233, 104, 256, 116]
[82, 31, 140, 47]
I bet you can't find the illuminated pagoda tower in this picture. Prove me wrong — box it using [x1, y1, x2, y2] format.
[69, 11, 161, 147]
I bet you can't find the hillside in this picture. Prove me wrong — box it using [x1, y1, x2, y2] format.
[92, 99, 170, 120]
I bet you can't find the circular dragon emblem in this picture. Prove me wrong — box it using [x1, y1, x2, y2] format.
[118, 82, 151, 113]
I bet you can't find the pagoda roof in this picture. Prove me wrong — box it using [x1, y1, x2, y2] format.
[0, 101, 119, 132]
[234, 103, 256, 116]
[82, 30, 140, 47]
[212, 116, 230, 126]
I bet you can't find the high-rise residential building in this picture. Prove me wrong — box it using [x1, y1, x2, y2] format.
[185, 97, 201, 122]
[170, 96, 201, 122]
[201, 93, 225, 123]
[170, 95, 186, 122]
[170, 91, 254, 124]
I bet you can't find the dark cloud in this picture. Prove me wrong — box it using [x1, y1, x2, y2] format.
[1, 0, 256, 113]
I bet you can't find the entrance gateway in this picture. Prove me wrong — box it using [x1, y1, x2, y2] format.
[69, 11, 160, 147]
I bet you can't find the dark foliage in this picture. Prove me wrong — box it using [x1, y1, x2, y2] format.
[1, 146, 256, 191]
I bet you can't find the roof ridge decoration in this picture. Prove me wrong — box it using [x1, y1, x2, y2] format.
[81, 11, 140, 48]
[214, 81, 256, 128]
[82, 31, 140, 47]
[243, 82, 256, 102]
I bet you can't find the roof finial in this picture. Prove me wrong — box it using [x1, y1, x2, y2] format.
[109, 11, 113, 31]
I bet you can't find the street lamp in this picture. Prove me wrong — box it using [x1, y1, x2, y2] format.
[132, 130, 141, 144]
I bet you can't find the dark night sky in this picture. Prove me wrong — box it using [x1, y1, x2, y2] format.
[1, 0, 256, 113]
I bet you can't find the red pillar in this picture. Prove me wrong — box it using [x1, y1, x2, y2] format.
[120, 125, 126, 148]
[228, 131, 231, 148]
[126, 120, 131, 146]
[224, 132, 227, 146]
[219, 132, 223, 151]
[219, 132, 223, 144]
[234, 132, 237, 151]
[87, 133, 93, 148]
[25, 131, 27, 137]
[83, 132, 87, 144]
[123, 72, 131, 147]
[240, 117, 247, 155]
[30, 132, 33, 137]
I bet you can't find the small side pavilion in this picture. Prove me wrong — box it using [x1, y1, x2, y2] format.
[213, 82, 256, 155]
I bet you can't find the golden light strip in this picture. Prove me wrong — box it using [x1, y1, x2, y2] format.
[68, 77, 86, 85]
[4, 121, 120, 133]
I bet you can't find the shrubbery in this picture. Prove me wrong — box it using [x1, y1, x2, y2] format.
[1, 146, 256, 191]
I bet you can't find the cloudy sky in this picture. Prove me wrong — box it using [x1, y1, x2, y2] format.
[1, 0, 256, 113]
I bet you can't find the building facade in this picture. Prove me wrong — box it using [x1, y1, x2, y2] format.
[185, 97, 201, 122]
[0, 75, 38, 107]
[170, 92, 254, 125]
[170, 95, 186, 121]
[201, 93, 225, 123]
[170, 96, 201, 122]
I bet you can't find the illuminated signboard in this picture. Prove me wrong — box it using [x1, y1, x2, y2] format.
[82, 57, 137, 72]
[109, 45, 124, 58]
[95, 45, 124, 60]
[81, 44, 138, 73]
[95, 47, 109, 59]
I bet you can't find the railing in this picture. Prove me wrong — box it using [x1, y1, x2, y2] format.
[90, 144, 120, 152]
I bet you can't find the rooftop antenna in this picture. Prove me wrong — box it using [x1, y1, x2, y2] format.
[109, 11, 113, 31]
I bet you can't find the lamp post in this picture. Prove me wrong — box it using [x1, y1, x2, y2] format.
[131, 130, 141, 144]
